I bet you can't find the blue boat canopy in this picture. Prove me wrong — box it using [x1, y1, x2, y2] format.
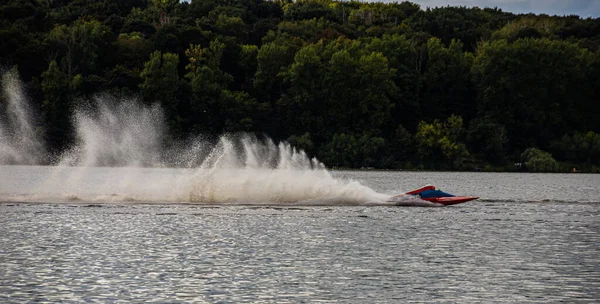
[419, 189, 455, 199]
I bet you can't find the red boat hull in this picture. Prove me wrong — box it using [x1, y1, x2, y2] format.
[421, 196, 479, 205]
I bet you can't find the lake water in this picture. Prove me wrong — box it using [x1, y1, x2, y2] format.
[1, 167, 599, 303]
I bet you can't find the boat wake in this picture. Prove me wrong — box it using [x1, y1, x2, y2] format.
[0, 165, 393, 206]
[0, 70, 395, 206]
[477, 198, 600, 205]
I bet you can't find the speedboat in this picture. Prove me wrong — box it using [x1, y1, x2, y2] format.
[389, 185, 478, 206]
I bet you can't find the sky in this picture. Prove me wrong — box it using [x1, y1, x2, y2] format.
[403, 0, 600, 18]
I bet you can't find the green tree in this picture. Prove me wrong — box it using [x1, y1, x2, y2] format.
[521, 147, 558, 172]
[0, 2, 49, 81]
[254, 36, 302, 101]
[324, 47, 396, 136]
[415, 115, 469, 169]
[286, 132, 314, 155]
[283, 1, 336, 21]
[112, 32, 151, 69]
[466, 116, 508, 164]
[551, 131, 600, 167]
[185, 40, 261, 134]
[365, 34, 420, 129]
[492, 16, 560, 42]
[472, 38, 589, 156]
[280, 39, 396, 146]
[215, 13, 247, 41]
[389, 125, 416, 168]
[421, 38, 474, 120]
[47, 18, 112, 79]
[237, 44, 258, 91]
[185, 40, 231, 133]
[279, 41, 326, 140]
[407, 6, 511, 52]
[322, 133, 386, 168]
[41, 61, 80, 151]
[139, 51, 180, 135]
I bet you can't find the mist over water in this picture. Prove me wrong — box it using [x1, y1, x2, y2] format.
[0, 71, 393, 205]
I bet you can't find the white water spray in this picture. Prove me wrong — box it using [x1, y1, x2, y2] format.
[0, 71, 392, 205]
[0, 70, 45, 164]
[60, 94, 166, 167]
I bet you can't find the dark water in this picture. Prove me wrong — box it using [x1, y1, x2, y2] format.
[1, 170, 599, 303]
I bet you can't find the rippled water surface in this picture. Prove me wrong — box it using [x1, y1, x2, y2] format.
[1, 170, 599, 303]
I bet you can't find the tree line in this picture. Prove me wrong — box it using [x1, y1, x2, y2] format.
[1, 0, 599, 172]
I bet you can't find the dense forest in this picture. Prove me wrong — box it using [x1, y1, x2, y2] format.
[1, 0, 599, 172]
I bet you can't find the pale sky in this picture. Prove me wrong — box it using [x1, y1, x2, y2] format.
[405, 0, 600, 17]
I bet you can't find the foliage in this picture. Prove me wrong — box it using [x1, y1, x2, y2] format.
[415, 115, 469, 169]
[421, 38, 474, 120]
[551, 131, 600, 166]
[1, 0, 599, 171]
[472, 38, 590, 156]
[140, 50, 180, 133]
[466, 116, 507, 164]
[41, 61, 77, 150]
[46, 18, 112, 78]
[521, 148, 558, 172]
[321, 133, 386, 168]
